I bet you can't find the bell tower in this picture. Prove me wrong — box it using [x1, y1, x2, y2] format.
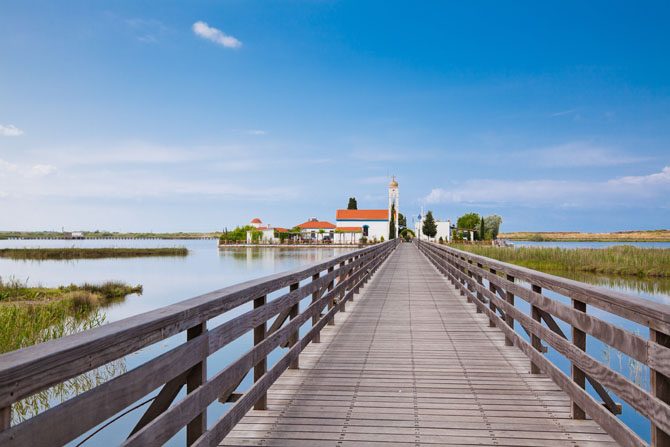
[388, 175, 399, 238]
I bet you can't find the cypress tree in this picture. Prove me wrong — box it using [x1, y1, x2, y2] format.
[389, 201, 396, 239]
[479, 217, 485, 241]
[347, 197, 358, 210]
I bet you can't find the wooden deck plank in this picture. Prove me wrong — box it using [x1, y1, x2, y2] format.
[221, 243, 618, 446]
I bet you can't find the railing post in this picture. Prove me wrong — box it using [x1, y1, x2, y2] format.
[186, 321, 207, 445]
[651, 329, 670, 446]
[488, 268, 497, 327]
[1, 405, 9, 432]
[530, 285, 542, 374]
[571, 299, 586, 419]
[504, 274, 515, 346]
[311, 274, 321, 344]
[327, 266, 335, 326]
[254, 296, 267, 410]
[289, 283, 300, 369]
[340, 261, 348, 311]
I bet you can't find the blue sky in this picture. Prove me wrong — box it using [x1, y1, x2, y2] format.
[1, 1, 669, 232]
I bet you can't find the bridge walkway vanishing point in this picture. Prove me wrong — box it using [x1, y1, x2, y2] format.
[222, 243, 617, 446]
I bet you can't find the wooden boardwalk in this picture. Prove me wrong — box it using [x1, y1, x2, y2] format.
[222, 243, 618, 446]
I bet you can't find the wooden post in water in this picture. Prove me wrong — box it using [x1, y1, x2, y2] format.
[504, 274, 515, 346]
[289, 283, 300, 369]
[530, 285, 542, 374]
[571, 298, 586, 419]
[651, 329, 670, 446]
[254, 296, 267, 410]
[186, 322, 207, 445]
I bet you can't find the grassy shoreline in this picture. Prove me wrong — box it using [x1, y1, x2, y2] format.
[500, 230, 670, 242]
[450, 244, 670, 278]
[0, 247, 188, 260]
[0, 279, 142, 353]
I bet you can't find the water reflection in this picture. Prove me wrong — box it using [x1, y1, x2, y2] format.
[544, 270, 670, 305]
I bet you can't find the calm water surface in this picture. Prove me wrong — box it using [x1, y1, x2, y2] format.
[2, 239, 668, 444]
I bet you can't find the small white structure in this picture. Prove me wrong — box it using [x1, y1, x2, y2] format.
[295, 219, 337, 242]
[415, 218, 470, 242]
[246, 218, 289, 243]
[333, 227, 362, 244]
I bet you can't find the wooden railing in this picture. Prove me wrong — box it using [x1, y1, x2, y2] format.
[417, 240, 670, 447]
[0, 239, 400, 447]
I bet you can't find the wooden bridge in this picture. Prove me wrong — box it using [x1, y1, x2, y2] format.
[1, 240, 669, 446]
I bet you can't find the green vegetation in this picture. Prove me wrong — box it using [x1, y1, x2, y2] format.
[0, 278, 142, 353]
[422, 211, 437, 238]
[0, 247, 188, 260]
[399, 213, 406, 230]
[500, 230, 670, 242]
[454, 213, 503, 240]
[219, 225, 254, 243]
[347, 197, 358, 210]
[451, 245, 670, 278]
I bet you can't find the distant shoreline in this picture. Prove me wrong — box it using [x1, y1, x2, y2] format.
[500, 230, 670, 242]
[0, 231, 219, 240]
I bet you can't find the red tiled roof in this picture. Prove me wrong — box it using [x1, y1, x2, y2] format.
[336, 227, 362, 232]
[251, 218, 262, 223]
[253, 227, 289, 232]
[336, 209, 388, 220]
[296, 221, 337, 229]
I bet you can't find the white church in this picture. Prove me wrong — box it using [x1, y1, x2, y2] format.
[333, 177, 399, 242]
[245, 177, 400, 244]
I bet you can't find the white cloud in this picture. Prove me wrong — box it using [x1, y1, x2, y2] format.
[0, 124, 24, 136]
[0, 159, 56, 179]
[247, 130, 266, 135]
[422, 166, 670, 208]
[550, 109, 577, 117]
[192, 21, 242, 49]
[523, 142, 648, 167]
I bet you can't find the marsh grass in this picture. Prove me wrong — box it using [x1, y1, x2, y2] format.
[0, 278, 142, 353]
[0, 247, 188, 260]
[451, 244, 670, 278]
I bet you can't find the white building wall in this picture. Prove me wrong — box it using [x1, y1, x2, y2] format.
[336, 220, 389, 242]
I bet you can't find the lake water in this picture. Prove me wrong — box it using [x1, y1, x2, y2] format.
[1, 239, 668, 445]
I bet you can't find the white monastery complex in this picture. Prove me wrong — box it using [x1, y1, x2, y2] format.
[246, 177, 400, 244]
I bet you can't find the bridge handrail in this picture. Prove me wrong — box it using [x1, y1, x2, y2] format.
[418, 240, 670, 447]
[0, 239, 400, 446]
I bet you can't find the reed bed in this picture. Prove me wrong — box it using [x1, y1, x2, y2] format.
[451, 244, 670, 278]
[0, 246, 188, 260]
[499, 230, 670, 242]
[0, 278, 142, 353]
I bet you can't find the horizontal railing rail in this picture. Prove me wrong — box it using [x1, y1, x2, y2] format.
[0, 239, 400, 446]
[417, 240, 670, 447]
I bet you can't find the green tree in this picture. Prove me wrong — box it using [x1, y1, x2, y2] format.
[457, 212, 480, 231]
[479, 217, 485, 241]
[422, 211, 437, 239]
[389, 201, 396, 239]
[347, 197, 358, 210]
[398, 213, 406, 229]
[484, 215, 503, 240]
[400, 228, 415, 239]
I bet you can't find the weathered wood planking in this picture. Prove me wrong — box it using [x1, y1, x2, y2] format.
[221, 244, 618, 447]
[420, 240, 670, 447]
